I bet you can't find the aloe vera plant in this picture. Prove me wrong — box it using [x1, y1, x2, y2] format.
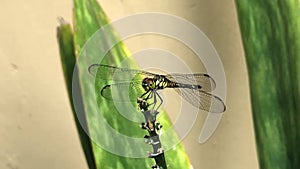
[57, 0, 191, 168]
[235, 1, 300, 169]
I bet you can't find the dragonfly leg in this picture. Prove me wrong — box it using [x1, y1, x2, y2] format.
[140, 90, 161, 111]
[155, 91, 163, 111]
[152, 92, 157, 110]
[149, 92, 157, 109]
[142, 91, 157, 110]
[140, 90, 151, 101]
[150, 90, 163, 111]
[146, 92, 156, 109]
[140, 90, 149, 98]
[147, 92, 154, 100]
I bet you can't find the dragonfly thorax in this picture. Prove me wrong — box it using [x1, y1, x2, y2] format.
[142, 75, 168, 91]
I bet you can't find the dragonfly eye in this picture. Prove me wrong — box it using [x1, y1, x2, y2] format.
[142, 78, 149, 90]
[142, 78, 154, 90]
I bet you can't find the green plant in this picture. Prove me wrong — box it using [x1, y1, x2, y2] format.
[235, 1, 300, 169]
[57, 0, 191, 168]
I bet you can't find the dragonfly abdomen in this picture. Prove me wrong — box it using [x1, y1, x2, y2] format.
[168, 82, 201, 90]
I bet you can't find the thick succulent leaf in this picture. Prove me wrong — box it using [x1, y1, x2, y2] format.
[235, 1, 300, 169]
[54, 0, 194, 168]
[57, 19, 96, 169]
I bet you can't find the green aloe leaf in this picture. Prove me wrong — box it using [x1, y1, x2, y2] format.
[235, 1, 300, 169]
[57, 0, 192, 168]
[57, 19, 96, 169]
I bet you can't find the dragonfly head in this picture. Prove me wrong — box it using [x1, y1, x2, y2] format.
[142, 78, 155, 91]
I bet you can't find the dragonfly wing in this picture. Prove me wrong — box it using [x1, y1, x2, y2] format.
[165, 73, 216, 92]
[174, 88, 226, 113]
[88, 64, 157, 82]
[100, 82, 146, 102]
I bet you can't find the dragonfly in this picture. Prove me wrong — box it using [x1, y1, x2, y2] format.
[88, 64, 226, 113]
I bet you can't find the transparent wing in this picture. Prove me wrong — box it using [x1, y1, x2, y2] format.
[165, 73, 216, 92]
[88, 64, 157, 82]
[174, 88, 226, 113]
[100, 82, 146, 102]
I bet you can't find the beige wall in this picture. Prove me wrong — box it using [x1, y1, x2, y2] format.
[0, 0, 258, 169]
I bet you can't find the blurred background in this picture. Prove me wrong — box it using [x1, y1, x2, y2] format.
[0, 0, 258, 168]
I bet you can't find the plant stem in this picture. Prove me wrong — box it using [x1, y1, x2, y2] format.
[138, 98, 167, 169]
